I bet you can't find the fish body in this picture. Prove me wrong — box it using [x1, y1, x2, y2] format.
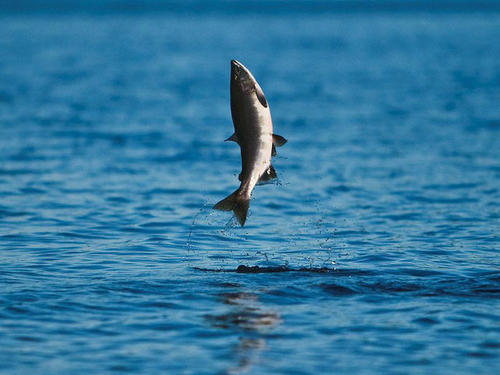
[213, 60, 286, 226]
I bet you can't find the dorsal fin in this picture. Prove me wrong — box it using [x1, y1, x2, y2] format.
[225, 133, 239, 143]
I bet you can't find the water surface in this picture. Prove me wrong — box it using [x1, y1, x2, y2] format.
[1, 2, 499, 374]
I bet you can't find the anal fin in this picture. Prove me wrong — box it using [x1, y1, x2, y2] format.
[258, 165, 277, 184]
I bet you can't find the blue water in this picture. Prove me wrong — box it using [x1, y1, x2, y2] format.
[1, 2, 500, 374]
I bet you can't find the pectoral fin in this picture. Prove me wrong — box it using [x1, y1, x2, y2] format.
[272, 134, 287, 147]
[272, 144, 277, 157]
[258, 165, 277, 184]
[225, 133, 239, 143]
[255, 84, 268, 108]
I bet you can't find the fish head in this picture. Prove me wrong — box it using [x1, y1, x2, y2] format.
[231, 60, 256, 93]
[231, 60, 268, 108]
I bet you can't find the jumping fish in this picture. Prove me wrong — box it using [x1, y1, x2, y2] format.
[213, 60, 286, 226]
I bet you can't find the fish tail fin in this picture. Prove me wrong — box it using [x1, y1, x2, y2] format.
[213, 190, 250, 226]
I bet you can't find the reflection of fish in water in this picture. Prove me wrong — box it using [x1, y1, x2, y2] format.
[206, 291, 281, 374]
[214, 60, 287, 226]
[208, 292, 282, 330]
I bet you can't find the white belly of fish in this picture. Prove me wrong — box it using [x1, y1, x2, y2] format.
[245, 101, 273, 195]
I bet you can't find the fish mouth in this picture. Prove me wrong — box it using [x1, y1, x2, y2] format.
[231, 59, 243, 69]
[231, 59, 253, 84]
[231, 59, 244, 76]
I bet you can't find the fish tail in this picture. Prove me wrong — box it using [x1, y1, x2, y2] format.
[213, 190, 250, 226]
